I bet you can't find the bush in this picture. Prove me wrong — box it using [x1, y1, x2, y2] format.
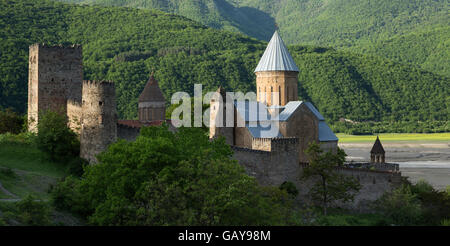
[50, 176, 86, 215]
[0, 108, 24, 134]
[375, 185, 423, 225]
[36, 111, 79, 162]
[279, 181, 299, 198]
[17, 195, 51, 226]
[55, 126, 296, 225]
[0, 167, 17, 178]
[410, 180, 450, 225]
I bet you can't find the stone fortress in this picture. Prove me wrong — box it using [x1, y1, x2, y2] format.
[209, 31, 402, 208]
[27, 31, 402, 209]
[27, 43, 170, 163]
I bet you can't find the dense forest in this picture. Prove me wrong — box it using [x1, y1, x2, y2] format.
[0, 0, 448, 132]
[59, 0, 450, 76]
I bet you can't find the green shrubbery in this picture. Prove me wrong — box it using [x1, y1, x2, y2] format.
[374, 180, 450, 226]
[51, 126, 298, 225]
[36, 111, 80, 162]
[17, 195, 51, 226]
[0, 108, 25, 134]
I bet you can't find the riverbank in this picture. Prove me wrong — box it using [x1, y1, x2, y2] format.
[338, 133, 450, 190]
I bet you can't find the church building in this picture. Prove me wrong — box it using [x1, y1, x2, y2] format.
[210, 31, 338, 162]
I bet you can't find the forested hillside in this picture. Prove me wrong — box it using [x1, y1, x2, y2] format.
[0, 0, 448, 129]
[60, 0, 449, 76]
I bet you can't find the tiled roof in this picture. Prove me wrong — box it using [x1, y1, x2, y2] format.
[371, 136, 385, 154]
[254, 31, 299, 72]
[138, 75, 166, 102]
[117, 120, 169, 129]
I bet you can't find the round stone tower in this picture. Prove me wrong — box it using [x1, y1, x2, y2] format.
[80, 80, 117, 163]
[255, 31, 299, 106]
[138, 74, 166, 123]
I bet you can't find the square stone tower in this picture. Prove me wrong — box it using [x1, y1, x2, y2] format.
[27, 43, 83, 132]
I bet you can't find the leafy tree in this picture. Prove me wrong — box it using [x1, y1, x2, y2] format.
[279, 181, 299, 198]
[17, 195, 51, 226]
[409, 180, 450, 225]
[55, 126, 295, 225]
[374, 185, 423, 226]
[302, 143, 361, 215]
[36, 110, 79, 162]
[0, 108, 24, 134]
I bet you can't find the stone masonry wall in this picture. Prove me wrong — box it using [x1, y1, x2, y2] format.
[28, 44, 82, 132]
[279, 103, 319, 162]
[255, 71, 298, 106]
[80, 80, 117, 163]
[67, 100, 82, 135]
[117, 124, 140, 142]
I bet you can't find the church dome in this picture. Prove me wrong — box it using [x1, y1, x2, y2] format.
[254, 31, 299, 73]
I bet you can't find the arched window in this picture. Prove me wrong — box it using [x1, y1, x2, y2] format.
[286, 86, 290, 101]
[270, 86, 273, 104]
[278, 86, 281, 105]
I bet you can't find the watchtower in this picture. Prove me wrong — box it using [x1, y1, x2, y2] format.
[27, 43, 83, 132]
[80, 80, 117, 163]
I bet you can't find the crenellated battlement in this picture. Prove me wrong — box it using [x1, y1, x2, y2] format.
[29, 43, 82, 50]
[82, 80, 115, 88]
[251, 137, 299, 152]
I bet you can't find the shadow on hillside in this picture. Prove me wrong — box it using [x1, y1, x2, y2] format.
[214, 0, 275, 41]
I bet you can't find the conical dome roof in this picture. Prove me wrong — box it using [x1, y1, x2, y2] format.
[139, 75, 165, 103]
[370, 136, 385, 154]
[254, 31, 299, 73]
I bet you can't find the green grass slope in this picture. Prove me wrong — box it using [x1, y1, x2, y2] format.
[0, 0, 448, 125]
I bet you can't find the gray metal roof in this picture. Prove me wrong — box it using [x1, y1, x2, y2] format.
[273, 101, 302, 121]
[234, 101, 272, 122]
[318, 121, 338, 142]
[254, 31, 300, 73]
[304, 102, 325, 121]
[246, 123, 283, 138]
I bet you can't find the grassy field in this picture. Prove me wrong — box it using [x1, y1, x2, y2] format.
[0, 134, 83, 225]
[0, 139, 68, 200]
[336, 133, 450, 143]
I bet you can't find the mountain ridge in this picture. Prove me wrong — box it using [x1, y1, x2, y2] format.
[0, 0, 448, 129]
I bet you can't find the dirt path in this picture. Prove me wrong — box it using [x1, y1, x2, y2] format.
[0, 181, 18, 199]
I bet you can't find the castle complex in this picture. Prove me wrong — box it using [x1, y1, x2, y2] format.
[27, 31, 402, 209]
[27, 44, 169, 163]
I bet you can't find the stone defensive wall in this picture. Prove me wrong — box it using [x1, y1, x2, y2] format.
[232, 145, 300, 187]
[251, 137, 299, 152]
[66, 99, 82, 135]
